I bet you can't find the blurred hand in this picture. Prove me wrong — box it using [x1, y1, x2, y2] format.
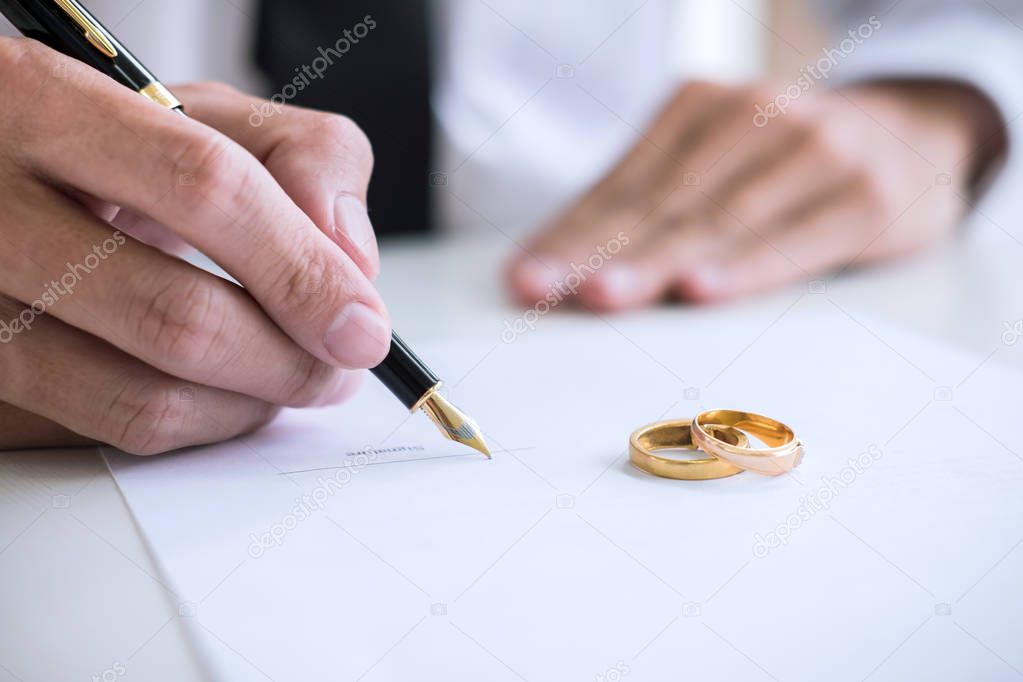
[0, 38, 390, 454]
[508, 79, 1002, 309]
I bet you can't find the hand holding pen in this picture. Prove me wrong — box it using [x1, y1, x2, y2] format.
[0, 0, 488, 456]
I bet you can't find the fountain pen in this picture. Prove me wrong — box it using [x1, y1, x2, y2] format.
[0, 0, 491, 458]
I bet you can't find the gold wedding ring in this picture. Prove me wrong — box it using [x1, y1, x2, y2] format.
[691, 409, 803, 477]
[629, 420, 748, 480]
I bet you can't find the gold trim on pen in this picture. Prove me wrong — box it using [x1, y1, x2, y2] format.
[53, 0, 118, 58]
[139, 82, 183, 110]
[408, 382, 490, 458]
[410, 381, 442, 414]
[420, 392, 491, 458]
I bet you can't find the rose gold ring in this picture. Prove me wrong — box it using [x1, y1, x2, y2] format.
[691, 409, 804, 477]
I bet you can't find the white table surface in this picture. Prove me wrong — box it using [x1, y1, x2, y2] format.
[2, 218, 1022, 681]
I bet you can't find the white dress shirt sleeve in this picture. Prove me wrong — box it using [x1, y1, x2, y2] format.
[814, 0, 1023, 200]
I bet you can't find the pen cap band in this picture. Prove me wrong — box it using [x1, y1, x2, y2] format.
[139, 82, 183, 110]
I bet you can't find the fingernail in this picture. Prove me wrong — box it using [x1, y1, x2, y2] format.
[334, 195, 380, 278]
[324, 302, 391, 369]
[598, 265, 641, 297]
[513, 258, 568, 296]
[687, 267, 726, 298]
[582, 264, 643, 309]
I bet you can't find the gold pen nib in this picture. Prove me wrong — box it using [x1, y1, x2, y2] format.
[419, 392, 491, 458]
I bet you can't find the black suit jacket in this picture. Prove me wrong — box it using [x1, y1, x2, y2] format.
[255, 1, 432, 237]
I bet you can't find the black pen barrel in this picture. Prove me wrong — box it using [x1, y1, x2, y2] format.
[0, 0, 164, 93]
[370, 333, 440, 410]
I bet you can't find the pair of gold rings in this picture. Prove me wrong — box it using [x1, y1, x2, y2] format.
[629, 409, 804, 480]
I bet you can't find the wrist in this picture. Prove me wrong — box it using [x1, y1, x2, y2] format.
[852, 80, 1006, 186]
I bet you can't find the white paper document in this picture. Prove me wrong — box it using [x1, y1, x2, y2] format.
[105, 300, 1023, 681]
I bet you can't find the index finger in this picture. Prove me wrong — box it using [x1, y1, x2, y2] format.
[169, 81, 381, 280]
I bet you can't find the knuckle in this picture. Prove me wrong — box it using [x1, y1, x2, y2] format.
[135, 277, 228, 368]
[0, 37, 54, 76]
[852, 169, 894, 217]
[0, 37, 36, 73]
[249, 404, 282, 433]
[825, 147, 859, 177]
[172, 130, 237, 182]
[278, 354, 339, 407]
[801, 118, 835, 150]
[312, 113, 374, 170]
[314, 112, 365, 145]
[778, 99, 814, 128]
[103, 381, 188, 456]
[267, 234, 357, 318]
[0, 39, 50, 141]
[784, 110, 819, 140]
[805, 120, 861, 177]
[170, 130, 257, 220]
